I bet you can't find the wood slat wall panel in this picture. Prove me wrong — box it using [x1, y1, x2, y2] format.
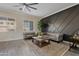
[42, 4, 79, 35]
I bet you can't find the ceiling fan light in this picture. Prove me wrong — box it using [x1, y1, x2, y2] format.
[19, 8, 23, 10]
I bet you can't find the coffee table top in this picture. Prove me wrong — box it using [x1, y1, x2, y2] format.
[33, 37, 43, 41]
[33, 35, 50, 41]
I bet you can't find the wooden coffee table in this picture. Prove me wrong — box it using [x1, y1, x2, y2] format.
[32, 36, 50, 47]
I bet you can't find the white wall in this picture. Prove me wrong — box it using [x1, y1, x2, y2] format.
[0, 10, 40, 41]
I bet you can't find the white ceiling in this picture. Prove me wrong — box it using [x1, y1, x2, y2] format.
[0, 3, 77, 18]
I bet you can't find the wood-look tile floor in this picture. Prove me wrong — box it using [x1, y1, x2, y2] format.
[0, 39, 69, 56]
[64, 47, 79, 56]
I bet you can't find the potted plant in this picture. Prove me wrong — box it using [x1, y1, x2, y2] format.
[37, 20, 48, 36]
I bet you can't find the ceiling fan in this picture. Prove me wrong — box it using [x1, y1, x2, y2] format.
[13, 3, 38, 12]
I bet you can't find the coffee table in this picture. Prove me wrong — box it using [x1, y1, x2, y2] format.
[32, 36, 50, 47]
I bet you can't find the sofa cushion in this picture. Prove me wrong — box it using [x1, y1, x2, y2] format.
[47, 32, 63, 41]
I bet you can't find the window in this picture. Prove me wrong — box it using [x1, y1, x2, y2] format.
[29, 21, 33, 31]
[24, 20, 33, 32]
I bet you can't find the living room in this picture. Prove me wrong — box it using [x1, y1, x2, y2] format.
[0, 3, 79, 56]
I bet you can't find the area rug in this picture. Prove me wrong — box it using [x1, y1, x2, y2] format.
[0, 40, 69, 56]
[25, 40, 69, 56]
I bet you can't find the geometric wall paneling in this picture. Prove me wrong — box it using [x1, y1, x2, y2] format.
[42, 5, 79, 35]
[0, 17, 16, 32]
[61, 6, 79, 34]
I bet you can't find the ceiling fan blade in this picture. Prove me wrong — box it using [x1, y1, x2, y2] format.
[25, 6, 31, 12]
[21, 3, 37, 10]
[26, 5, 37, 10]
[19, 6, 31, 12]
[27, 3, 38, 5]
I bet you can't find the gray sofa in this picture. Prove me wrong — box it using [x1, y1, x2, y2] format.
[23, 32, 35, 39]
[47, 32, 63, 42]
